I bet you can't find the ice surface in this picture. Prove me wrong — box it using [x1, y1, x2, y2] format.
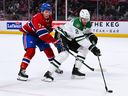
[0, 34, 128, 96]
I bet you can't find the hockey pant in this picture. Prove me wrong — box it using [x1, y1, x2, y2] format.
[48, 34, 89, 73]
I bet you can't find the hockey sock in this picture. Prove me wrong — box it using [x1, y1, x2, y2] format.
[75, 55, 85, 69]
[20, 48, 35, 70]
[48, 58, 61, 73]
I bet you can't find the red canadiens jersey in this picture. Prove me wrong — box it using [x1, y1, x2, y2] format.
[20, 12, 56, 43]
[20, 12, 52, 34]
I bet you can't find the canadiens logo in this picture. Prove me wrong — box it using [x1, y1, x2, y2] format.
[29, 41, 33, 43]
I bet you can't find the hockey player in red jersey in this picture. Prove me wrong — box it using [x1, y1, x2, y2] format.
[17, 3, 63, 81]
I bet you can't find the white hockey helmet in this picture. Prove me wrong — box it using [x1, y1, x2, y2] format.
[79, 9, 90, 21]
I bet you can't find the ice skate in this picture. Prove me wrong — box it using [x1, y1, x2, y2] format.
[72, 67, 85, 79]
[42, 71, 54, 82]
[17, 69, 28, 81]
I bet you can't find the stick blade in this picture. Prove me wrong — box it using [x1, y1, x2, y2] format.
[107, 90, 113, 93]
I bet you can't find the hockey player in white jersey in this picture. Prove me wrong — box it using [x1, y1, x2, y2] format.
[42, 9, 101, 82]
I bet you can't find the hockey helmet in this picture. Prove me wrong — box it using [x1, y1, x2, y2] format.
[79, 9, 90, 21]
[40, 3, 52, 12]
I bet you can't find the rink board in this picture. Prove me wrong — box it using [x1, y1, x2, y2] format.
[0, 31, 128, 38]
[0, 21, 128, 37]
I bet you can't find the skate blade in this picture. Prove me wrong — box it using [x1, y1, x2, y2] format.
[41, 77, 53, 82]
[17, 76, 28, 81]
[71, 75, 85, 79]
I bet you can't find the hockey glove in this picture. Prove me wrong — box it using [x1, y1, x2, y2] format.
[89, 45, 101, 56]
[88, 33, 98, 45]
[47, 27, 53, 32]
[53, 39, 64, 52]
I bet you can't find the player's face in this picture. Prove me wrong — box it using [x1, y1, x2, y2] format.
[81, 18, 88, 26]
[43, 10, 52, 19]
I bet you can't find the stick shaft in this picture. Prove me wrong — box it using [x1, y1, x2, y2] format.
[97, 56, 108, 91]
[66, 49, 95, 71]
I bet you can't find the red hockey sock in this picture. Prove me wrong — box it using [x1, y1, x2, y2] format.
[20, 62, 28, 70]
[20, 48, 35, 70]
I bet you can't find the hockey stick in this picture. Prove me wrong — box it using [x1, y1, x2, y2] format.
[97, 56, 113, 93]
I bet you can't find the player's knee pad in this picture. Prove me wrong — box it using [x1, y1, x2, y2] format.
[24, 48, 35, 59]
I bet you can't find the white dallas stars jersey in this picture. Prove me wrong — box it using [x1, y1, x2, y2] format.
[56, 17, 93, 48]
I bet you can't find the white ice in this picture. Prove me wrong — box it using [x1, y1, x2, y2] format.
[0, 34, 128, 96]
